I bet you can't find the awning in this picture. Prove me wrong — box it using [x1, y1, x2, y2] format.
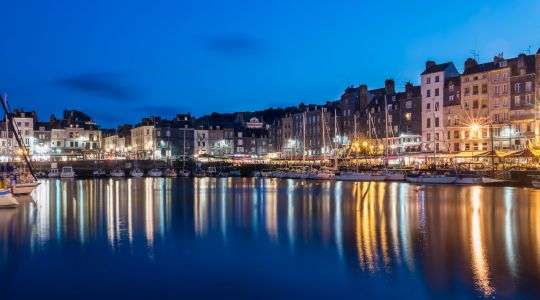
[452, 151, 486, 158]
[504, 148, 540, 158]
[473, 150, 507, 158]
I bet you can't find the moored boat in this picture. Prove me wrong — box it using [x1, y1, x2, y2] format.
[147, 168, 163, 177]
[335, 172, 386, 181]
[48, 168, 60, 178]
[93, 169, 107, 178]
[0, 188, 18, 208]
[12, 181, 41, 195]
[130, 168, 144, 177]
[110, 168, 125, 178]
[179, 169, 191, 177]
[406, 172, 457, 184]
[60, 166, 76, 178]
[164, 168, 178, 177]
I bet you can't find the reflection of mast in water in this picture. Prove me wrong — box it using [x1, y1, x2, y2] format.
[503, 188, 517, 279]
[145, 179, 154, 256]
[334, 181, 343, 263]
[377, 183, 389, 270]
[127, 179, 133, 246]
[286, 180, 295, 249]
[470, 187, 495, 297]
[194, 178, 208, 236]
[265, 179, 278, 242]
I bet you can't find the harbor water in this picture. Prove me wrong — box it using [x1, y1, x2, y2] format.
[1, 178, 540, 299]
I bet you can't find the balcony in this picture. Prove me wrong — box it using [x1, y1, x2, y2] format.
[510, 113, 535, 121]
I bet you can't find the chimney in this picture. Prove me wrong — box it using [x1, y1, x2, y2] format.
[493, 53, 504, 64]
[464, 58, 478, 71]
[384, 79, 395, 94]
[405, 81, 413, 92]
[425, 60, 436, 70]
[359, 84, 369, 110]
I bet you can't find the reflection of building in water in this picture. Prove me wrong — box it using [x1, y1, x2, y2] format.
[5, 179, 540, 298]
[29, 178, 171, 254]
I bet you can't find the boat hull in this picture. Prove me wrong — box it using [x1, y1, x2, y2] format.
[0, 190, 18, 208]
[406, 176, 458, 184]
[12, 182, 41, 195]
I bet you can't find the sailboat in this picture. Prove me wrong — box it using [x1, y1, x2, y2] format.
[178, 127, 190, 177]
[163, 128, 177, 177]
[0, 95, 40, 197]
[147, 119, 163, 177]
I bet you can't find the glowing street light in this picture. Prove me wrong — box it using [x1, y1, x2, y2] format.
[471, 124, 480, 132]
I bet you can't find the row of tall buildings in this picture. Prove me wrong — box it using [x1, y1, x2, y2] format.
[4, 49, 540, 161]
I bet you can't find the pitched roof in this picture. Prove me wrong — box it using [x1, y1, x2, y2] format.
[421, 62, 453, 75]
[463, 62, 495, 75]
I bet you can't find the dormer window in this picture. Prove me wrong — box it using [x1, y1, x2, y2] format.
[499, 61, 507, 67]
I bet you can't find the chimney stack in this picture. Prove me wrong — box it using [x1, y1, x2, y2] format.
[359, 84, 369, 110]
[464, 58, 478, 71]
[425, 60, 436, 70]
[384, 79, 395, 95]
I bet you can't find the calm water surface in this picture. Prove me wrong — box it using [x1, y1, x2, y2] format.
[1, 178, 539, 299]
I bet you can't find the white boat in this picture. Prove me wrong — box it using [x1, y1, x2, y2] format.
[335, 172, 386, 181]
[12, 181, 41, 195]
[0, 189, 18, 208]
[48, 168, 60, 178]
[383, 171, 405, 181]
[207, 167, 218, 177]
[406, 173, 457, 184]
[308, 170, 335, 180]
[455, 176, 483, 184]
[482, 176, 508, 185]
[110, 168, 125, 177]
[60, 166, 76, 178]
[130, 168, 144, 177]
[179, 169, 191, 177]
[93, 169, 107, 177]
[164, 168, 178, 177]
[147, 168, 163, 177]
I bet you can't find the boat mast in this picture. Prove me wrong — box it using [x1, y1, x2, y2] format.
[0, 95, 37, 180]
[302, 111, 306, 163]
[384, 94, 389, 168]
[182, 127, 186, 170]
[321, 109, 326, 161]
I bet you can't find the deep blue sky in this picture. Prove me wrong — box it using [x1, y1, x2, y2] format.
[1, 0, 539, 127]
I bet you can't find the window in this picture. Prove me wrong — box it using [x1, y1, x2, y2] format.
[426, 133, 431, 141]
[435, 117, 439, 127]
[494, 114, 499, 122]
[464, 87, 470, 96]
[494, 74, 500, 82]
[473, 86, 479, 95]
[503, 73, 508, 81]
[404, 112, 412, 121]
[454, 143, 460, 152]
[426, 90, 431, 97]
[435, 76, 440, 82]
[514, 96, 520, 106]
[499, 61, 507, 68]
[435, 133, 439, 141]
[526, 82, 532, 92]
[426, 103, 431, 110]
[426, 77, 431, 84]
[449, 95, 454, 102]
[449, 84, 454, 92]
[473, 100, 479, 109]
[503, 84, 508, 93]
[387, 104, 392, 112]
[435, 88, 439, 96]
[426, 118, 431, 128]
[515, 83, 521, 93]
[454, 131, 459, 139]
[494, 85, 500, 95]
[406, 101, 412, 109]
[494, 99, 499, 108]
[435, 102, 439, 111]
[525, 94, 532, 104]
[481, 84, 488, 94]
[503, 98, 508, 107]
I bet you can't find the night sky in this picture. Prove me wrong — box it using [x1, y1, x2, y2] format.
[1, 0, 539, 127]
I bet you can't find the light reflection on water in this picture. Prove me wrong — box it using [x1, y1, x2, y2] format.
[0, 178, 539, 299]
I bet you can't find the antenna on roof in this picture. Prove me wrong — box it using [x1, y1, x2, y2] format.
[470, 39, 480, 61]
[521, 45, 532, 54]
